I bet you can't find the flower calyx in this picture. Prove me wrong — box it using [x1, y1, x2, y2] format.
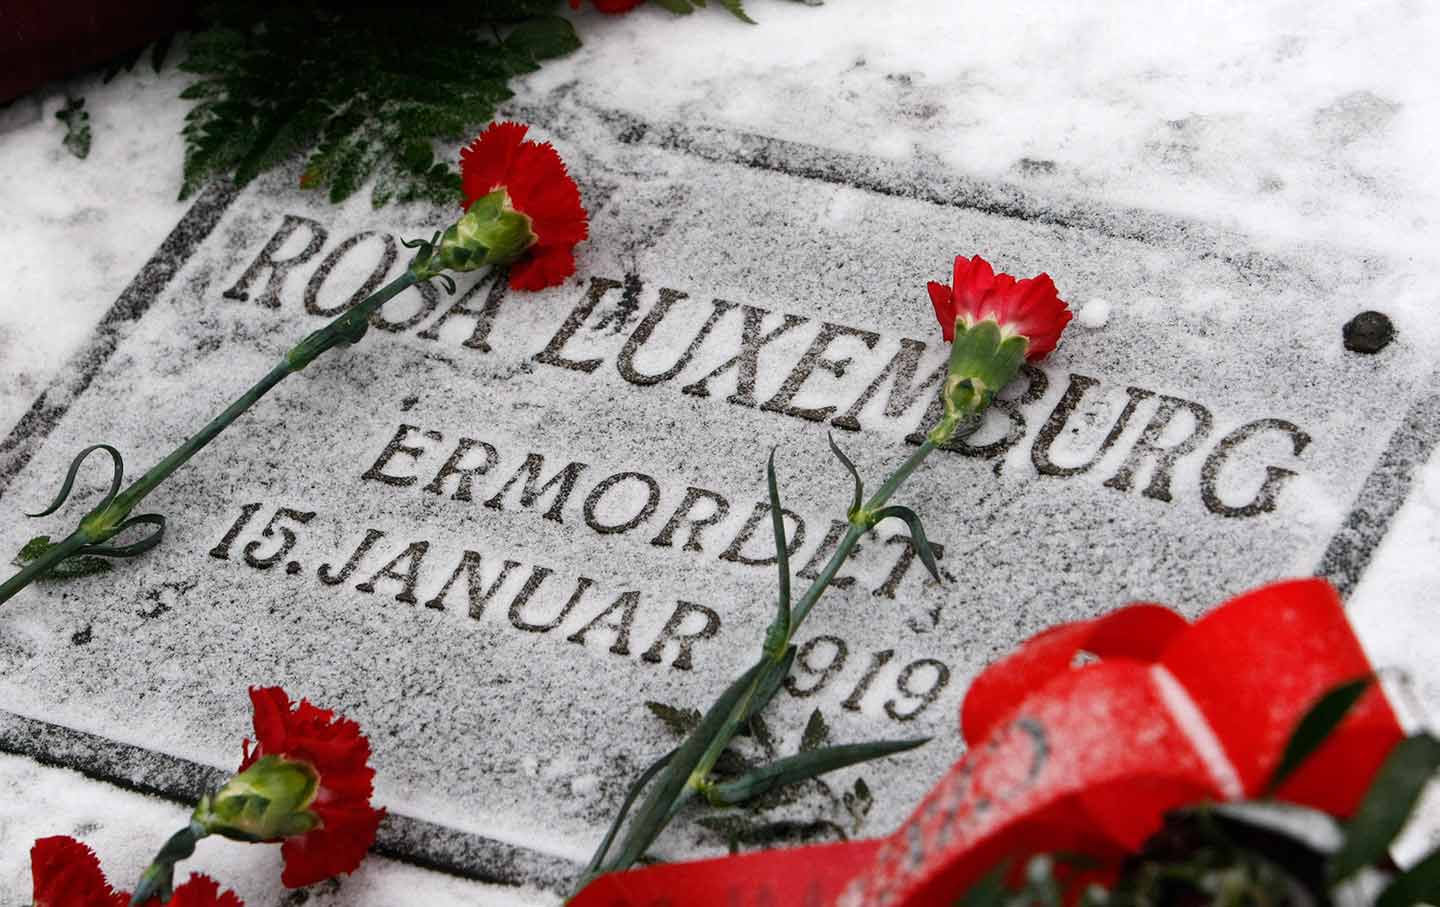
[929, 319, 1027, 444]
[429, 188, 538, 276]
[193, 754, 321, 843]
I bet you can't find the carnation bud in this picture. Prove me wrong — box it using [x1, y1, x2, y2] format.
[192, 754, 321, 842]
[432, 188, 537, 273]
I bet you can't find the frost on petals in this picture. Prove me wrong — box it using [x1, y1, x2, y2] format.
[927, 254, 1072, 361]
[459, 121, 589, 291]
[30, 837, 244, 907]
[241, 686, 385, 888]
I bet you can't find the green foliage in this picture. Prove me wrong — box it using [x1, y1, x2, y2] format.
[56, 98, 92, 159]
[800, 708, 830, 752]
[956, 732, 1440, 907]
[102, 34, 175, 82]
[645, 700, 702, 737]
[1266, 676, 1374, 795]
[650, 0, 756, 23]
[1332, 734, 1440, 884]
[14, 535, 112, 581]
[176, 1, 581, 205]
[842, 777, 871, 833]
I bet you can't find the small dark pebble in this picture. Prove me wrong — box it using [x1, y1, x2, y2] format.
[1343, 311, 1394, 354]
[71, 625, 92, 645]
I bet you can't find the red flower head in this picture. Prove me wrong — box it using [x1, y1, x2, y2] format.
[221, 686, 385, 888]
[570, 0, 646, 11]
[457, 121, 589, 291]
[31, 837, 126, 907]
[30, 837, 243, 907]
[927, 254, 1072, 361]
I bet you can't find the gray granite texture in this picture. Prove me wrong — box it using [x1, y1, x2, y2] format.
[1, 88, 1434, 889]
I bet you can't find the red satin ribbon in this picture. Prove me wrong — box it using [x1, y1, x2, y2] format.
[573, 578, 1403, 907]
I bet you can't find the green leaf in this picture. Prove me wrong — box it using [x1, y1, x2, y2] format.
[764, 447, 791, 650]
[743, 645, 795, 721]
[705, 737, 928, 806]
[827, 432, 864, 517]
[645, 701, 701, 737]
[716, 0, 757, 23]
[843, 777, 872, 832]
[874, 505, 943, 583]
[173, 2, 583, 205]
[651, 0, 698, 12]
[607, 659, 769, 871]
[1331, 733, 1440, 883]
[505, 16, 581, 63]
[1378, 847, 1440, 907]
[56, 98, 92, 160]
[13, 536, 113, 582]
[800, 709, 829, 752]
[1266, 676, 1374, 795]
[582, 747, 675, 877]
[959, 862, 1013, 907]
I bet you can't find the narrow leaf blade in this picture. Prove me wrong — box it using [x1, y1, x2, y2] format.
[1266, 676, 1374, 795]
[1378, 848, 1440, 907]
[707, 737, 928, 805]
[608, 659, 768, 870]
[827, 432, 864, 516]
[765, 447, 790, 644]
[1331, 733, 1440, 883]
[874, 505, 942, 583]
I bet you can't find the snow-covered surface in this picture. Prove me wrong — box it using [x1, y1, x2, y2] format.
[2, 1, 1438, 904]
[0, 754, 557, 906]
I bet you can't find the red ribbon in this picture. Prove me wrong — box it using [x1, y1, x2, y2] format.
[573, 579, 1403, 907]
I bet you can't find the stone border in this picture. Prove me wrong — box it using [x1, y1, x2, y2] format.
[2, 95, 1435, 886]
[1316, 392, 1440, 599]
[0, 710, 574, 889]
[0, 180, 239, 504]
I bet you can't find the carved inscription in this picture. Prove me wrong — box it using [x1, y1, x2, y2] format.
[224, 215, 1315, 520]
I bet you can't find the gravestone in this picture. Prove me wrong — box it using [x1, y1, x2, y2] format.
[1, 87, 1435, 891]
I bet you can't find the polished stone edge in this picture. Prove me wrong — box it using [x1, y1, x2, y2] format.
[0, 709, 576, 890]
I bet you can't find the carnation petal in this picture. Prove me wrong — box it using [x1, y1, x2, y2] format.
[459, 122, 530, 210]
[510, 246, 577, 291]
[927, 281, 956, 342]
[31, 836, 126, 907]
[168, 875, 246, 907]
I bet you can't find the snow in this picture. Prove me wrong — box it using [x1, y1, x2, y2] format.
[0, 754, 557, 907]
[2, 0, 1439, 902]
[1077, 298, 1112, 329]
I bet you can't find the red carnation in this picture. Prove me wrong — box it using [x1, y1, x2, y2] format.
[31, 836, 243, 907]
[459, 121, 589, 291]
[31, 837, 126, 907]
[569, 0, 647, 12]
[927, 254, 1072, 361]
[237, 686, 385, 888]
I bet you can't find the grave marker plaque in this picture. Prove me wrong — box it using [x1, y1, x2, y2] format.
[1, 90, 1433, 889]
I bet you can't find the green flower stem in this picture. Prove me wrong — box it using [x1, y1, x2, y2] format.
[129, 820, 209, 907]
[583, 405, 977, 888]
[0, 268, 423, 606]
